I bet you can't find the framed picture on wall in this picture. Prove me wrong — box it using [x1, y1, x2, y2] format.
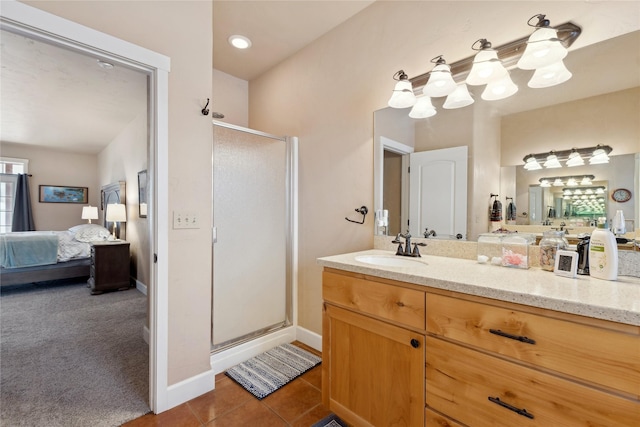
[138, 170, 148, 218]
[39, 185, 88, 204]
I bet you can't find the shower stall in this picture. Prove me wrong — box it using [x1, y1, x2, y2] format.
[211, 121, 297, 370]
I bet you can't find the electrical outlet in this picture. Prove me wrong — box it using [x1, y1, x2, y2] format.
[173, 211, 200, 229]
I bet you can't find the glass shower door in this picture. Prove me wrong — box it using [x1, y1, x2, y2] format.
[212, 123, 293, 351]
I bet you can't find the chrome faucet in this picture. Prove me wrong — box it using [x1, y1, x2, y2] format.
[423, 228, 437, 238]
[392, 231, 426, 257]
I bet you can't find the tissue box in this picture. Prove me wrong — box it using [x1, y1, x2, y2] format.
[501, 234, 534, 269]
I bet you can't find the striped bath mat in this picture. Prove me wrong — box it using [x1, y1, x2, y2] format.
[225, 343, 322, 399]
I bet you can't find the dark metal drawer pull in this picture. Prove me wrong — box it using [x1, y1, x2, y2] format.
[489, 328, 536, 345]
[488, 396, 534, 419]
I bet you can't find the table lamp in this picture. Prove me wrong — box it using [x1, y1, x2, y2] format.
[81, 205, 98, 224]
[105, 203, 126, 238]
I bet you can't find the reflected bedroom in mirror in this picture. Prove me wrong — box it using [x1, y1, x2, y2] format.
[374, 29, 639, 246]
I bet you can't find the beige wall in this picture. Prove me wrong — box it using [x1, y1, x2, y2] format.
[248, 1, 640, 335]
[98, 109, 150, 287]
[213, 68, 248, 127]
[0, 142, 99, 230]
[24, 1, 213, 386]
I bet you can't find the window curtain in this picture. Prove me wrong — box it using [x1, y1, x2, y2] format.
[12, 174, 35, 231]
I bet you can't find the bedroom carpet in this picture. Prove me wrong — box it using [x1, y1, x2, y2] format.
[0, 278, 149, 427]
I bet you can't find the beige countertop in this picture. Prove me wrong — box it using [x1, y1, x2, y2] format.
[318, 249, 640, 326]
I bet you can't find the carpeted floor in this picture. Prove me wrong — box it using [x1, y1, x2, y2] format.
[0, 278, 150, 427]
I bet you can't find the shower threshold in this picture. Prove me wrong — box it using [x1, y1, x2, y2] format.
[210, 320, 292, 354]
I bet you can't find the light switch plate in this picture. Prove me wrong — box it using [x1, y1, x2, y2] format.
[173, 211, 200, 229]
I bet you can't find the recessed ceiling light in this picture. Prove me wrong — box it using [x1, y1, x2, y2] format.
[228, 35, 252, 49]
[97, 59, 114, 69]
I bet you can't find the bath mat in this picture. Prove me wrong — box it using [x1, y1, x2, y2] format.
[225, 342, 321, 400]
[312, 413, 348, 427]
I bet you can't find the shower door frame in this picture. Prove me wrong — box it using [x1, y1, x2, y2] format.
[211, 121, 298, 353]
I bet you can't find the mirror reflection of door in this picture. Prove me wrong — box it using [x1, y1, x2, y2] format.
[409, 146, 467, 239]
[383, 150, 403, 235]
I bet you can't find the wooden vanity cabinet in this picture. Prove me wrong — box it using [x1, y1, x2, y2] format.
[322, 269, 426, 427]
[322, 267, 640, 427]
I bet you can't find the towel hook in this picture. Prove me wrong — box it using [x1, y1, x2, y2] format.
[345, 206, 368, 224]
[201, 98, 210, 116]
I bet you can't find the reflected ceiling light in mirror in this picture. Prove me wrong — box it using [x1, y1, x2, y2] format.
[517, 14, 568, 70]
[466, 39, 509, 86]
[566, 178, 578, 186]
[563, 189, 573, 196]
[595, 187, 605, 194]
[528, 60, 573, 88]
[443, 83, 474, 109]
[540, 179, 551, 187]
[589, 146, 611, 164]
[574, 189, 583, 195]
[408, 96, 437, 119]
[524, 155, 543, 170]
[423, 56, 457, 97]
[565, 149, 584, 167]
[481, 74, 518, 100]
[388, 70, 417, 108]
[553, 178, 564, 186]
[543, 153, 562, 168]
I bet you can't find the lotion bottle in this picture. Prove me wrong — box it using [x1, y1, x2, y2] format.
[589, 225, 618, 281]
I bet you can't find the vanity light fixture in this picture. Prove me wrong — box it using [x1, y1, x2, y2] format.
[566, 178, 578, 186]
[522, 145, 612, 170]
[539, 175, 595, 188]
[409, 96, 437, 118]
[517, 14, 568, 70]
[553, 178, 564, 186]
[422, 56, 458, 97]
[540, 179, 551, 187]
[528, 60, 573, 88]
[481, 74, 518, 101]
[388, 70, 417, 108]
[467, 39, 510, 86]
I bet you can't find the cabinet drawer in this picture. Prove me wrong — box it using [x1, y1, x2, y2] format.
[426, 337, 639, 427]
[425, 407, 465, 427]
[427, 294, 640, 396]
[323, 271, 425, 330]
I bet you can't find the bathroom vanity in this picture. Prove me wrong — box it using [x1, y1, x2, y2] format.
[318, 250, 640, 427]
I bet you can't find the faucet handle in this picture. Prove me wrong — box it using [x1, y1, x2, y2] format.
[412, 242, 427, 257]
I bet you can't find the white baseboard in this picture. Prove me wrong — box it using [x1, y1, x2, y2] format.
[166, 368, 215, 410]
[296, 326, 322, 352]
[135, 279, 147, 295]
[210, 326, 297, 375]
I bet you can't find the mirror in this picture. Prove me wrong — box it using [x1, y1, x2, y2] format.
[374, 30, 640, 241]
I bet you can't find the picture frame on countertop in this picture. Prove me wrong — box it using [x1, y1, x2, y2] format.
[554, 250, 578, 278]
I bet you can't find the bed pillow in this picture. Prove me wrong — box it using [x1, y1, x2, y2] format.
[69, 224, 112, 242]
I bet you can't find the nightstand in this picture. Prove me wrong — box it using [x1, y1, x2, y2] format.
[88, 241, 131, 295]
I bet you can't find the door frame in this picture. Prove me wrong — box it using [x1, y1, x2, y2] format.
[0, 2, 170, 412]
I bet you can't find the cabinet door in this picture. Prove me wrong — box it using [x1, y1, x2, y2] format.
[323, 304, 425, 427]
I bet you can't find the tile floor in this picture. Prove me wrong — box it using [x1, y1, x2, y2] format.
[123, 342, 334, 427]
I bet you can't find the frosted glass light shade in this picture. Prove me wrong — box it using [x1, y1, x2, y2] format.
[539, 179, 551, 187]
[466, 49, 508, 85]
[523, 156, 542, 170]
[481, 75, 518, 101]
[423, 63, 457, 97]
[553, 178, 564, 186]
[408, 96, 436, 119]
[106, 203, 127, 222]
[388, 80, 416, 108]
[566, 178, 578, 186]
[443, 84, 474, 109]
[81, 206, 98, 223]
[528, 60, 572, 88]
[517, 27, 568, 70]
[589, 148, 610, 164]
[565, 150, 584, 167]
[543, 154, 562, 169]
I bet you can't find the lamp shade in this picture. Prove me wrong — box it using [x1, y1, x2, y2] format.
[388, 79, 416, 109]
[81, 206, 98, 223]
[481, 74, 518, 101]
[517, 27, 568, 70]
[423, 63, 457, 97]
[466, 48, 508, 86]
[527, 60, 572, 88]
[443, 83, 474, 109]
[408, 96, 436, 119]
[106, 203, 127, 222]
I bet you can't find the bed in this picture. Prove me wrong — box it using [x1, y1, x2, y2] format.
[0, 225, 114, 286]
[0, 181, 126, 286]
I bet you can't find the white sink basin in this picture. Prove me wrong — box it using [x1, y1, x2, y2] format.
[354, 254, 426, 268]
